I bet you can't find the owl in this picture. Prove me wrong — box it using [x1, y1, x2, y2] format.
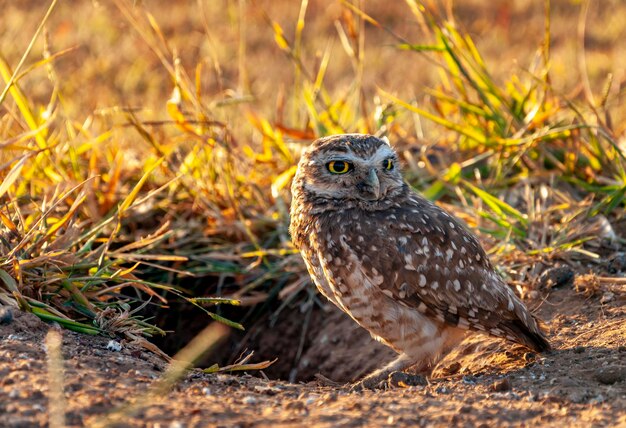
[289, 134, 550, 389]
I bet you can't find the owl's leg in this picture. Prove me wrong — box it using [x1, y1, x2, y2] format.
[351, 354, 419, 390]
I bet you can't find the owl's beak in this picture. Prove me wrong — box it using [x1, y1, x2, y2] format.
[357, 168, 381, 200]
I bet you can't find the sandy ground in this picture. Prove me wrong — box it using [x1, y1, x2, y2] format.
[1, 282, 624, 428]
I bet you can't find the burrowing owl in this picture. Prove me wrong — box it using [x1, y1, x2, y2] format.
[289, 134, 550, 389]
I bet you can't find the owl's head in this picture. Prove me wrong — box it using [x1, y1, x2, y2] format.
[292, 134, 406, 206]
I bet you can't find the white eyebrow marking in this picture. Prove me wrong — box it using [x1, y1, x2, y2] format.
[370, 145, 396, 163]
[324, 153, 360, 162]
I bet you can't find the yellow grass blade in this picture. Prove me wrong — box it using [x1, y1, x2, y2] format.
[118, 157, 164, 214]
[0, 0, 59, 107]
[0, 210, 19, 236]
[271, 165, 298, 198]
[0, 56, 48, 150]
[0, 156, 27, 199]
[44, 193, 87, 239]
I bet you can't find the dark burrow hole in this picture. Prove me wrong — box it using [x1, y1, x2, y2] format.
[141, 276, 392, 383]
[148, 292, 310, 381]
[143, 278, 318, 382]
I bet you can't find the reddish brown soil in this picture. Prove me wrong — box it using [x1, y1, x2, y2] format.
[1, 282, 624, 427]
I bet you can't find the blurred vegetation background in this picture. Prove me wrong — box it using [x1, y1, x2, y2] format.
[1, 0, 624, 361]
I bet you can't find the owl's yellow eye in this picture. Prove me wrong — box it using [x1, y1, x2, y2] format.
[382, 158, 394, 170]
[327, 160, 352, 174]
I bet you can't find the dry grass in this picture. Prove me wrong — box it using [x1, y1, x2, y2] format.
[1, 0, 625, 353]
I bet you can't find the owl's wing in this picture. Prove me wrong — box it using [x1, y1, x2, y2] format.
[340, 194, 549, 352]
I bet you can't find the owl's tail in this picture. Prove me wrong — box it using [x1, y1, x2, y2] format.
[508, 316, 551, 353]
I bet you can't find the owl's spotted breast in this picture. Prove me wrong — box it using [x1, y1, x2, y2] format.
[309, 193, 547, 352]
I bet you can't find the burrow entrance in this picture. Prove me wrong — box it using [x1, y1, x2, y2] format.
[146, 285, 394, 383]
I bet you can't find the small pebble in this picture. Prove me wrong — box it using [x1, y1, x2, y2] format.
[349, 402, 363, 411]
[304, 395, 318, 406]
[590, 394, 605, 404]
[0, 307, 13, 325]
[435, 386, 449, 394]
[607, 252, 626, 273]
[253, 385, 281, 395]
[442, 361, 462, 375]
[321, 392, 337, 403]
[285, 401, 307, 411]
[594, 366, 625, 385]
[462, 375, 477, 385]
[491, 377, 511, 392]
[504, 391, 521, 400]
[215, 374, 236, 385]
[106, 340, 122, 352]
[568, 391, 586, 404]
[573, 346, 585, 354]
[600, 292, 614, 304]
[242, 396, 257, 405]
[538, 266, 574, 289]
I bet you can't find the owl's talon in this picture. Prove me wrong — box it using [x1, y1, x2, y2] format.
[387, 371, 427, 388]
[350, 375, 388, 391]
[349, 371, 427, 392]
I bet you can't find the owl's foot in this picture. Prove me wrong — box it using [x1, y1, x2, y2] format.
[387, 371, 427, 388]
[349, 354, 419, 391]
[349, 371, 427, 391]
